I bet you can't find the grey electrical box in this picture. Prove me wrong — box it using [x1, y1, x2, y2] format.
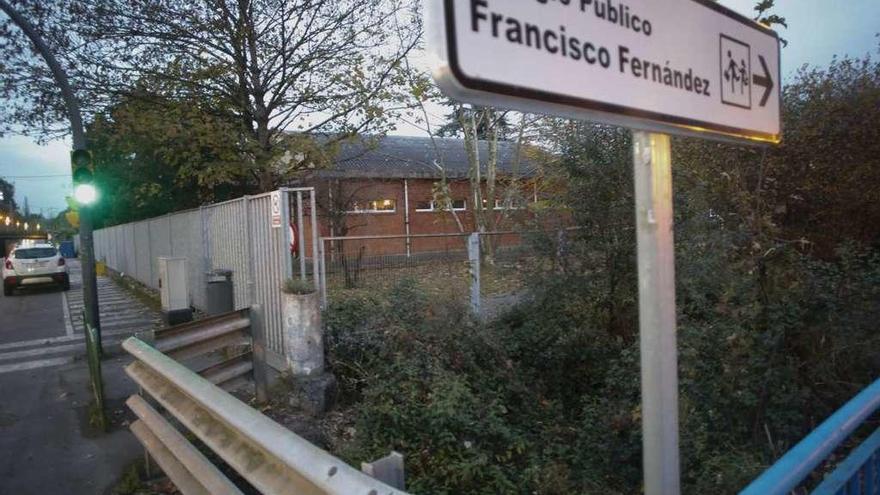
[159, 257, 193, 325]
[206, 269, 234, 315]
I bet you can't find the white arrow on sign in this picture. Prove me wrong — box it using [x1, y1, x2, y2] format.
[426, 0, 782, 144]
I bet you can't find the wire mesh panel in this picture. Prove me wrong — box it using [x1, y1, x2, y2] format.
[477, 232, 537, 319]
[321, 233, 472, 308]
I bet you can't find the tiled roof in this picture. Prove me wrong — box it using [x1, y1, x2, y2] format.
[313, 135, 537, 179]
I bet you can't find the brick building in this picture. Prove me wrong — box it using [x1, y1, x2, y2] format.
[292, 135, 542, 257]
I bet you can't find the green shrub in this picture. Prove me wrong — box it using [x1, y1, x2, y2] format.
[282, 277, 315, 295]
[323, 247, 880, 494]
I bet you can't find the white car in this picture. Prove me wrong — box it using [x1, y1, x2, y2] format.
[3, 243, 70, 296]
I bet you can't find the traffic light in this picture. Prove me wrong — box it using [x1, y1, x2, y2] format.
[71, 149, 97, 204]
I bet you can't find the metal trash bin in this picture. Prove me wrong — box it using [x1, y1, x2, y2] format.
[205, 269, 234, 315]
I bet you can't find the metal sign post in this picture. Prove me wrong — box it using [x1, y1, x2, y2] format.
[632, 132, 679, 495]
[426, 1, 783, 493]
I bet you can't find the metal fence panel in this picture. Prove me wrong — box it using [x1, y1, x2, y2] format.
[108, 226, 116, 270]
[134, 221, 152, 286]
[123, 223, 136, 276]
[205, 199, 249, 311]
[91, 230, 102, 262]
[170, 210, 206, 311]
[149, 217, 172, 289]
[90, 188, 316, 363]
[247, 193, 287, 356]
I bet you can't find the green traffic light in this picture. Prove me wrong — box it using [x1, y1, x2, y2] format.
[74, 183, 98, 204]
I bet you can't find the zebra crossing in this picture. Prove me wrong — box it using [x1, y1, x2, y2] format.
[0, 261, 162, 375]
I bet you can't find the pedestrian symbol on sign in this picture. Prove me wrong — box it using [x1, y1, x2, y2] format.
[720, 34, 752, 109]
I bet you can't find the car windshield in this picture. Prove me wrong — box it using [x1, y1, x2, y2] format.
[13, 248, 57, 259]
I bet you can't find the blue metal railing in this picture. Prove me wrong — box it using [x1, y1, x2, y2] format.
[740, 378, 880, 495]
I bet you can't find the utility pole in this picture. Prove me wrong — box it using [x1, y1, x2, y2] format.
[0, 0, 102, 353]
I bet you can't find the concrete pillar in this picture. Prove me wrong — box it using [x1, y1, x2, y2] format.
[283, 291, 324, 376]
[282, 290, 336, 415]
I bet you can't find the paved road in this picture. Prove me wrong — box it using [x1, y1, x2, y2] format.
[0, 261, 161, 375]
[0, 259, 162, 494]
[0, 283, 67, 345]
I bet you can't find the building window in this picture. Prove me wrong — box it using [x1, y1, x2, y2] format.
[493, 198, 527, 210]
[481, 198, 527, 210]
[414, 199, 467, 212]
[347, 199, 396, 214]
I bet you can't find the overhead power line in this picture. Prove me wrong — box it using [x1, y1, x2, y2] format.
[0, 174, 71, 179]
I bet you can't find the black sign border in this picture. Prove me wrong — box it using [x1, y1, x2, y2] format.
[443, 0, 782, 144]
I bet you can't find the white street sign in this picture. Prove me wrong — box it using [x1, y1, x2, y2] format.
[427, 0, 782, 144]
[270, 191, 282, 228]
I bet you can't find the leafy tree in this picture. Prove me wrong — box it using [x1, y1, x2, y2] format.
[84, 90, 245, 227]
[0, 177, 17, 214]
[674, 46, 880, 259]
[2, 0, 419, 190]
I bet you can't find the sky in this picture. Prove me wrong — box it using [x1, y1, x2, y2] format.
[0, 0, 877, 216]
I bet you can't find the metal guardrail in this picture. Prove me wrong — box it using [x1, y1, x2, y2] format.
[154, 309, 260, 393]
[812, 427, 880, 495]
[123, 336, 411, 495]
[740, 377, 880, 495]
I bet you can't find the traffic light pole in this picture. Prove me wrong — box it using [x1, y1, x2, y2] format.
[0, 0, 102, 354]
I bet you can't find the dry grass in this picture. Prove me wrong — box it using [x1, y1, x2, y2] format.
[324, 254, 544, 303]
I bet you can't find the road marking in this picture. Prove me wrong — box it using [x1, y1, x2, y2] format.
[72, 315, 158, 327]
[0, 343, 83, 362]
[61, 290, 74, 337]
[0, 357, 74, 375]
[0, 327, 153, 352]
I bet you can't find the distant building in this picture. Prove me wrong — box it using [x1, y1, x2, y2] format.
[289, 135, 545, 256]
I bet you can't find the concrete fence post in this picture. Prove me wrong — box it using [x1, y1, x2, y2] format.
[282, 289, 336, 415]
[468, 233, 481, 316]
[283, 291, 324, 376]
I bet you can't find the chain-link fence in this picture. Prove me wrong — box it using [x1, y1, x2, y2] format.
[319, 233, 472, 306]
[318, 229, 576, 317]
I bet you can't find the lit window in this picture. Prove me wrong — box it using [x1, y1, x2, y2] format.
[415, 200, 434, 212]
[347, 199, 396, 214]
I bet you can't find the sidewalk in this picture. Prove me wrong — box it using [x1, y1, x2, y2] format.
[0, 259, 163, 494]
